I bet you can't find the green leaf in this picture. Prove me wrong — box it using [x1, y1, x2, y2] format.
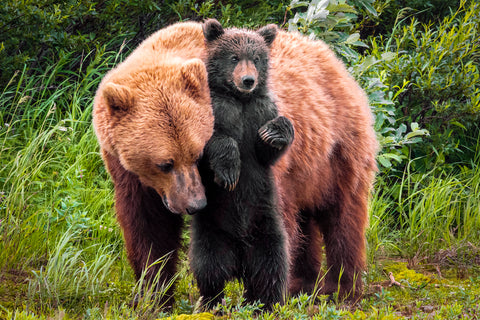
[450, 121, 466, 130]
[382, 153, 404, 163]
[381, 136, 396, 144]
[356, 0, 378, 17]
[289, 0, 310, 9]
[381, 52, 396, 61]
[405, 130, 428, 140]
[345, 33, 360, 44]
[377, 155, 392, 168]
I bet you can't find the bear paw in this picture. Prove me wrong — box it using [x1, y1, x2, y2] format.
[258, 116, 294, 150]
[207, 137, 241, 191]
[213, 165, 240, 191]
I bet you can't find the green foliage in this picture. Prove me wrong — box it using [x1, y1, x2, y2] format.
[389, 0, 461, 24]
[0, 1, 288, 85]
[170, 0, 286, 28]
[394, 157, 480, 260]
[286, 0, 375, 59]
[351, 45, 430, 170]
[0, 0, 129, 83]
[0, 47, 121, 272]
[365, 0, 462, 38]
[377, 0, 480, 169]
[27, 229, 119, 309]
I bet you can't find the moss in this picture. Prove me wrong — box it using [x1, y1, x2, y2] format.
[159, 312, 214, 320]
[382, 261, 434, 287]
[0, 269, 29, 311]
[363, 259, 480, 319]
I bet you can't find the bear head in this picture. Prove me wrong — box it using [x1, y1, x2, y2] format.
[93, 58, 214, 215]
[202, 19, 277, 97]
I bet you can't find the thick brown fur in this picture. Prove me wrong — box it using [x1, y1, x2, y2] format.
[93, 21, 378, 304]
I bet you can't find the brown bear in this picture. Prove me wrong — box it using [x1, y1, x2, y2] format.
[93, 21, 378, 304]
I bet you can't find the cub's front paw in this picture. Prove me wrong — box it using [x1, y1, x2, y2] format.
[213, 164, 240, 191]
[206, 136, 241, 191]
[258, 116, 294, 150]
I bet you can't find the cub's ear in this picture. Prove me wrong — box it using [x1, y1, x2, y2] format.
[181, 59, 208, 98]
[102, 82, 134, 113]
[257, 24, 278, 47]
[203, 19, 224, 42]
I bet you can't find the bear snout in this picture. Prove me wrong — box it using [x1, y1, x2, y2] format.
[162, 190, 207, 215]
[233, 60, 258, 93]
[185, 197, 207, 215]
[241, 75, 256, 89]
[161, 166, 207, 215]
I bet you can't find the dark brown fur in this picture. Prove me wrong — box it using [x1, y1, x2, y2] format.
[103, 151, 183, 302]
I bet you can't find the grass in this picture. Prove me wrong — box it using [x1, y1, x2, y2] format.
[1, 47, 479, 319]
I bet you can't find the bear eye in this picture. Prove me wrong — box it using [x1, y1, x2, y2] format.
[156, 160, 174, 173]
[231, 56, 239, 63]
[253, 56, 260, 63]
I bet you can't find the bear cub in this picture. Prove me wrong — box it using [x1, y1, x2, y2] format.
[189, 19, 294, 309]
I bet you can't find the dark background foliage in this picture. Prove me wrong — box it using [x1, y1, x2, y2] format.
[0, 0, 286, 84]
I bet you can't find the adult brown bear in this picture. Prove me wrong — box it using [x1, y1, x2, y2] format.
[93, 21, 377, 304]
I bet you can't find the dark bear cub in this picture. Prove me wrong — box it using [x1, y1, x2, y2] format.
[190, 19, 294, 309]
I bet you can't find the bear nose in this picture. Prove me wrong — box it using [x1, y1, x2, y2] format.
[185, 197, 207, 215]
[242, 75, 255, 88]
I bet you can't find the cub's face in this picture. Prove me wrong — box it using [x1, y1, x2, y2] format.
[94, 59, 214, 215]
[203, 19, 278, 97]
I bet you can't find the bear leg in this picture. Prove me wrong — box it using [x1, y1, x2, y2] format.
[242, 221, 288, 309]
[256, 116, 294, 166]
[205, 135, 241, 191]
[190, 223, 238, 309]
[288, 213, 323, 295]
[316, 200, 367, 301]
[104, 151, 183, 306]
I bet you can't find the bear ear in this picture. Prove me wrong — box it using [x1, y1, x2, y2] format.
[181, 59, 208, 98]
[103, 82, 134, 113]
[257, 24, 278, 47]
[203, 19, 224, 42]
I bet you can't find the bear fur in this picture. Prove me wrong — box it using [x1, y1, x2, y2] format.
[93, 21, 378, 304]
[93, 23, 214, 304]
[189, 20, 294, 309]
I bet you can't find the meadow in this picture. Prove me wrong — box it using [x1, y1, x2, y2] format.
[1, 0, 479, 319]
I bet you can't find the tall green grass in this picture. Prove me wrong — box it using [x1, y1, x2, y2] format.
[0, 47, 134, 314]
[27, 229, 119, 308]
[0, 44, 188, 318]
[0, 51, 117, 270]
[367, 141, 480, 265]
[395, 155, 480, 261]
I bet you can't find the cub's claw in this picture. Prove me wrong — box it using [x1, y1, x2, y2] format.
[258, 116, 294, 149]
[214, 169, 240, 191]
[207, 136, 241, 191]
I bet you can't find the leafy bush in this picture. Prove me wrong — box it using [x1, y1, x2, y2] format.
[0, 1, 287, 85]
[286, 0, 378, 59]
[170, 0, 286, 28]
[367, 0, 480, 170]
[363, 0, 462, 39]
[388, 0, 461, 24]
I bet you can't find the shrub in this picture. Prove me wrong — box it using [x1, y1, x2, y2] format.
[367, 0, 480, 170]
[0, 1, 287, 85]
